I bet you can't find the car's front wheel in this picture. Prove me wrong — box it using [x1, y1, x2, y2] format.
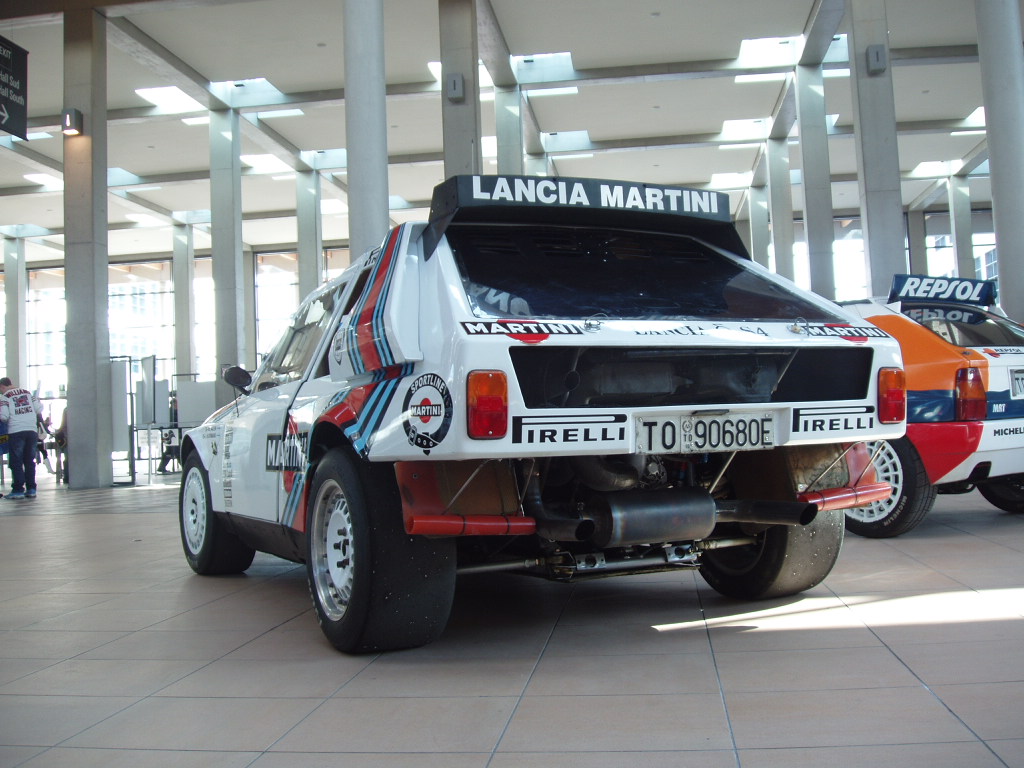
[306, 449, 456, 653]
[844, 438, 937, 538]
[179, 453, 256, 574]
[699, 507, 844, 599]
[978, 474, 1024, 513]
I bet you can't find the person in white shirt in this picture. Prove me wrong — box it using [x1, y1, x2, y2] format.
[0, 377, 44, 499]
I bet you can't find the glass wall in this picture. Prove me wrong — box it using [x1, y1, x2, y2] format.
[255, 252, 299, 361]
[923, 210, 997, 280]
[25, 268, 67, 398]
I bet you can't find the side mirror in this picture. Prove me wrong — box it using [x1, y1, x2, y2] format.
[222, 365, 253, 395]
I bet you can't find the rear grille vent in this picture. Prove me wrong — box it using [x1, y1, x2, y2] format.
[509, 346, 873, 408]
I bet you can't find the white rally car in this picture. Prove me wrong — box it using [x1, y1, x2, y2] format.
[179, 175, 906, 653]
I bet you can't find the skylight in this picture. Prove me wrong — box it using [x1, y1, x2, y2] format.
[135, 86, 205, 113]
[241, 154, 294, 174]
[24, 173, 64, 189]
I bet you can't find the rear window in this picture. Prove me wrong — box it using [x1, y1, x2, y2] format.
[446, 223, 844, 322]
[904, 304, 1024, 347]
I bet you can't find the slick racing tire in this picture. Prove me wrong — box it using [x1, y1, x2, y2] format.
[699, 507, 844, 600]
[844, 438, 937, 538]
[180, 453, 256, 575]
[978, 474, 1024, 513]
[306, 449, 457, 654]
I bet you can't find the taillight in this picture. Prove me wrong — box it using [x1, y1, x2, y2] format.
[878, 367, 906, 424]
[467, 370, 508, 439]
[955, 367, 987, 421]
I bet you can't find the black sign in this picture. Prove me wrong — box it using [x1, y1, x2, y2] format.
[888, 274, 997, 306]
[0, 34, 28, 140]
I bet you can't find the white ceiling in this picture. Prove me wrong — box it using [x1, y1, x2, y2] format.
[0, 0, 1006, 264]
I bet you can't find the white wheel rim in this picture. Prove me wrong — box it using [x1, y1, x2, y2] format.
[182, 467, 208, 554]
[311, 479, 355, 621]
[846, 441, 903, 524]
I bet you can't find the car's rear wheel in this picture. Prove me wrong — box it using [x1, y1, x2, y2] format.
[844, 438, 937, 538]
[179, 453, 256, 574]
[306, 449, 456, 653]
[699, 507, 844, 599]
[978, 474, 1024, 513]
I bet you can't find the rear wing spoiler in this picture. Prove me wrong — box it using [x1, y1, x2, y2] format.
[421, 174, 750, 260]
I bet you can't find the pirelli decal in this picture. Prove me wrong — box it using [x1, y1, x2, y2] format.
[266, 431, 309, 472]
[792, 406, 875, 433]
[512, 414, 628, 445]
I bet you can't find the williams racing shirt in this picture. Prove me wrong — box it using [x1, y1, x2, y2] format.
[0, 388, 43, 434]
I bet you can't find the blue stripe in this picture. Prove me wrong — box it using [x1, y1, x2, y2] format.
[988, 390, 1024, 419]
[346, 378, 402, 455]
[908, 389, 954, 422]
[282, 468, 307, 527]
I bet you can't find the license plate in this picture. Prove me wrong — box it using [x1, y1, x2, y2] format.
[1012, 369, 1024, 399]
[637, 412, 775, 454]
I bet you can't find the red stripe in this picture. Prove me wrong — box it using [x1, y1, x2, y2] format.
[355, 228, 401, 372]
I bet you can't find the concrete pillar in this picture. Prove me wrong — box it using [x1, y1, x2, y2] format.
[343, 0, 390, 260]
[796, 64, 836, 299]
[948, 175, 975, 278]
[524, 153, 551, 176]
[767, 137, 795, 280]
[906, 209, 928, 274]
[847, 0, 908, 297]
[296, 168, 324, 298]
[209, 107, 247, 406]
[171, 223, 196, 383]
[748, 184, 772, 269]
[3, 238, 26, 384]
[975, 0, 1024, 318]
[63, 8, 112, 488]
[243, 247, 257, 368]
[439, 0, 482, 177]
[495, 86, 524, 175]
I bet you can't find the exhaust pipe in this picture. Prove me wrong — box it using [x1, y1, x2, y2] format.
[715, 499, 818, 526]
[589, 487, 717, 548]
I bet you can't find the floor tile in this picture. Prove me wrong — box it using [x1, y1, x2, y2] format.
[270, 697, 517, 753]
[524, 651, 720, 695]
[0, 657, 203, 696]
[62, 697, 322, 751]
[0, 695, 137, 747]
[930, 681, 1024, 740]
[159, 657, 371, 698]
[727, 687, 977, 749]
[890, 639, 1024, 685]
[249, 754, 489, 768]
[498, 694, 732, 752]
[15, 747, 260, 768]
[488, 752, 738, 768]
[715, 645, 920, 692]
[336, 654, 535, 697]
[737, 742, 1004, 767]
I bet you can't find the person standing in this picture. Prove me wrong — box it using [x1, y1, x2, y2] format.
[0, 377, 44, 499]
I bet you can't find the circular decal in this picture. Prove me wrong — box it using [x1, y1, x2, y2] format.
[497, 319, 548, 344]
[826, 323, 868, 344]
[402, 374, 453, 452]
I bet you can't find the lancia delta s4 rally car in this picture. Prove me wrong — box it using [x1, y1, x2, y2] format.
[179, 175, 906, 653]
[844, 274, 1024, 537]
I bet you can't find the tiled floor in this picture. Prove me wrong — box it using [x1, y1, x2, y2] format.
[1, 469, 1023, 767]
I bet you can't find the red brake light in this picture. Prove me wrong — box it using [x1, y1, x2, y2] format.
[878, 367, 906, 424]
[467, 370, 508, 439]
[955, 367, 987, 421]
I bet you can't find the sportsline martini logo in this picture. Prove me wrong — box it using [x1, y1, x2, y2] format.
[402, 373, 453, 452]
